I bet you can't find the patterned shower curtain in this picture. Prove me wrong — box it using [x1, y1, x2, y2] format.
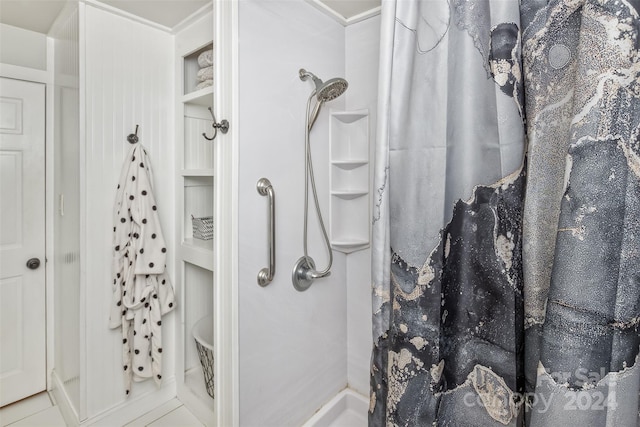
[370, 0, 640, 425]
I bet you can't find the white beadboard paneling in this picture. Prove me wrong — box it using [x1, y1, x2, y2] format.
[83, 5, 175, 418]
[238, 1, 347, 425]
[184, 106, 214, 170]
[344, 15, 380, 397]
[51, 3, 82, 418]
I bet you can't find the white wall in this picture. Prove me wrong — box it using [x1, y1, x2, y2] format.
[237, 1, 348, 425]
[51, 3, 81, 415]
[82, 4, 176, 419]
[344, 14, 380, 397]
[0, 24, 47, 70]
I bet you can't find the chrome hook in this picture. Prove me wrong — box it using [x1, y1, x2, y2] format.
[202, 107, 229, 141]
[127, 124, 139, 144]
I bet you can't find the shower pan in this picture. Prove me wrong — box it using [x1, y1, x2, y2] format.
[292, 68, 348, 291]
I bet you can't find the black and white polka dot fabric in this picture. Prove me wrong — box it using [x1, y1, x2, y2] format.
[109, 142, 176, 396]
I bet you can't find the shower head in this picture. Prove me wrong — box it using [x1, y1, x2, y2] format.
[316, 77, 348, 102]
[299, 68, 348, 130]
[299, 68, 348, 101]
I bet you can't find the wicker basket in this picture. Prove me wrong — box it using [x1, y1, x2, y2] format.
[193, 316, 214, 399]
[191, 215, 213, 240]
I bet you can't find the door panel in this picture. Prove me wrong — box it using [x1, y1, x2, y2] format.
[0, 77, 46, 407]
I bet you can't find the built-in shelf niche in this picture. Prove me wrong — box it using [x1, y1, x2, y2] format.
[183, 43, 214, 96]
[183, 262, 214, 399]
[175, 8, 217, 422]
[329, 109, 370, 253]
[183, 176, 213, 270]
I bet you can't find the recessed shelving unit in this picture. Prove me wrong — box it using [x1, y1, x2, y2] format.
[174, 10, 216, 425]
[329, 109, 370, 253]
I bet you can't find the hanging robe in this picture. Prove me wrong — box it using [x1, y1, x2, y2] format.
[109, 142, 176, 396]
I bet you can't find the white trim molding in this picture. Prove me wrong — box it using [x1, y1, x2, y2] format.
[82, 0, 173, 33]
[304, 0, 381, 26]
[0, 63, 51, 84]
[214, 0, 239, 424]
[172, 2, 214, 34]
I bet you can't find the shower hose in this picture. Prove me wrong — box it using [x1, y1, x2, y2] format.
[302, 91, 333, 277]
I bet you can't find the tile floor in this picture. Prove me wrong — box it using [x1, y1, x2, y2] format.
[0, 393, 204, 427]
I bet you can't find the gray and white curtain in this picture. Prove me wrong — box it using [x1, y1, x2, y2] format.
[370, 0, 640, 425]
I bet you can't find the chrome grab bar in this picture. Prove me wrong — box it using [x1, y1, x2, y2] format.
[257, 178, 275, 286]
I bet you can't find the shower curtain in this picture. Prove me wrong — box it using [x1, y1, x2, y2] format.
[370, 0, 640, 425]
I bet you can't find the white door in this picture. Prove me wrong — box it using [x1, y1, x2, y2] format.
[0, 77, 46, 407]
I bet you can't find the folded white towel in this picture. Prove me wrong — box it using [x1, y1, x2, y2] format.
[196, 79, 213, 90]
[198, 49, 213, 68]
[197, 66, 213, 82]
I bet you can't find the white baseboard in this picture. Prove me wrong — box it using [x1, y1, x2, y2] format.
[50, 371, 178, 427]
[80, 377, 176, 426]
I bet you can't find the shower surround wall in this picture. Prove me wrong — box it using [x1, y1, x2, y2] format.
[238, 1, 346, 425]
[79, 4, 177, 422]
[238, 1, 380, 424]
[344, 15, 380, 397]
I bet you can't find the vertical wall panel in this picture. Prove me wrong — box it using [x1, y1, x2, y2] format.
[83, 5, 175, 418]
[52, 3, 81, 415]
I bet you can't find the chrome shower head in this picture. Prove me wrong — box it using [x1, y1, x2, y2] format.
[316, 78, 348, 102]
[299, 68, 348, 102]
[299, 68, 348, 130]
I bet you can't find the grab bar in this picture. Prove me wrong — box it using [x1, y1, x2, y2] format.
[257, 178, 275, 286]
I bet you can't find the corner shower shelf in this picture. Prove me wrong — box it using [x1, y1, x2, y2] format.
[331, 160, 368, 169]
[331, 111, 368, 123]
[329, 109, 370, 254]
[331, 190, 368, 200]
[332, 239, 370, 252]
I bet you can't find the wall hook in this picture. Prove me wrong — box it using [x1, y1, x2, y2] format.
[202, 107, 229, 141]
[127, 125, 139, 144]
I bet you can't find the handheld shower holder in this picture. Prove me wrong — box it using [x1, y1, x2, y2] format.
[292, 256, 331, 292]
